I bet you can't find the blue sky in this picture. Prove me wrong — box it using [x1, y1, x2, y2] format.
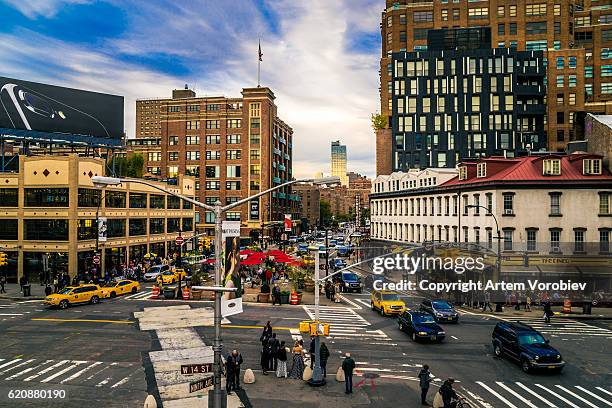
[0, 0, 381, 177]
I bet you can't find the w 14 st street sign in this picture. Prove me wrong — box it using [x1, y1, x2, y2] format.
[181, 363, 213, 375]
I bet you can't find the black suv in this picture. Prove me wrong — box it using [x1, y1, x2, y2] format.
[492, 321, 565, 373]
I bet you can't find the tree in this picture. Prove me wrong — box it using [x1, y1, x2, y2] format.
[371, 112, 388, 133]
[320, 200, 332, 226]
[360, 207, 370, 227]
[109, 153, 144, 178]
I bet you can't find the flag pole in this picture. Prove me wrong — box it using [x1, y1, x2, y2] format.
[258, 39, 262, 87]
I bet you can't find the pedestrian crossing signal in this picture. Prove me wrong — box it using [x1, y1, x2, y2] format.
[0, 252, 7, 266]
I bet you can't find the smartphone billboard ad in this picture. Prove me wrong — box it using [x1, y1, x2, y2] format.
[0, 76, 124, 142]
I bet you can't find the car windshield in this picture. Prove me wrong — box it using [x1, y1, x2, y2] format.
[382, 293, 400, 301]
[432, 301, 453, 309]
[343, 273, 358, 281]
[518, 333, 547, 346]
[413, 315, 436, 324]
[149, 267, 161, 273]
[162, 271, 174, 275]
[57, 287, 74, 295]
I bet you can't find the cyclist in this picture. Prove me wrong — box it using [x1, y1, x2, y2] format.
[440, 378, 458, 408]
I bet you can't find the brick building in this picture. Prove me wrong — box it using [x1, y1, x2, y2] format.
[377, 0, 602, 173]
[293, 183, 320, 231]
[136, 86, 300, 239]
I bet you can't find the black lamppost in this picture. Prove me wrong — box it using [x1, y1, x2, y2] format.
[177, 230, 183, 293]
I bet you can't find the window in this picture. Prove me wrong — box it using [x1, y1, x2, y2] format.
[414, 11, 433, 22]
[167, 196, 181, 209]
[568, 74, 576, 87]
[250, 118, 260, 128]
[497, 6, 504, 16]
[227, 134, 241, 144]
[226, 212, 241, 221]
[128, 193, 146, 209]
[498, 24, 505, 35]
[477, 163, 486, 178]
[526, 40, 547, 51]
[167, 166, 178, 178]
[503, 193, 513, 214]
[554, 22, 561, 34]
[149, 194, 165, 209]
[527, 230, 537, 251]
[600, 14, 612, 24]
[187, 104, 200, 112]
[226, 149, 241, 160]
[400, 31, 407, 42]
[600, 193, 611, 214]
[185, 165, 199, 177]
[569, 93, 576, 105]
[0, 188, 17, 207]
[525, 3, 546, 16]
[206, 150, 220, 160]
[550, 230, 561, 252]
[573, 229, 585, 252]
[509, 5, 517, 16]
[602, 83, 612, 94]
[226, 181, 241, 190]
[107, 219, 126, 238]
[129, 218, 147, 236]
[24, 219, 69, 241]
[206, 104, 220, 111]
[148, 152, 161, 161]
[600, 230, 610, 253]
[441, 9, 448, 21]
[168, 152, 178, 161]
[556, 57, 564, 69]
[24, 188, 69, 207]
[453, 9, 460, 20]
[527, 21, 547, 35]
[78, 188, 101, 208]
[205, 181, 220, 190]
[414, 28, 428, 40]
[186, 120, 200, 130]
[250, 134, 260, 145]
[584, 159, 602, 175]
[250, 164, 260, 176]
[77, 219, 96, 240]
[206, 120, 220, 129]
[603, 29, 612, 42]
[468, 7, 488, 19]
[168, 136, 179, 146]
[543, 159, 561, 175]
[250, 149, 260, 160]
[400, 14, 406, 25]
[186, 151, 200, 161]
[227, 119, 242, 129]
[503, 230, 513, 251]
[186, 136, 200, 145]
[149, 218, 165, 234]
[105, 191, 126, 208]
[206, 165, 220, 178]
[226, 165, 241, 178]
[206, 135, 220, 144]
[550, 193, 561, 215]
[167, 105, 181, 113]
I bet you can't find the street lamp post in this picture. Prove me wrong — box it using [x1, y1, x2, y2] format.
[466, 204, 501, 283]
[91, 175, 340, 408]
[308, 247, 325, 386]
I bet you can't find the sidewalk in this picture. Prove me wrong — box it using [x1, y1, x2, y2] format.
[458, 304, 612, 320]
[0, 283, 48, 300]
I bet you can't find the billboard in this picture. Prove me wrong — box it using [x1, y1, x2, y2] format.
[0, 76, 124, 143]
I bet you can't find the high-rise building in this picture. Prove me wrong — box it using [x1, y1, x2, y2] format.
[391, 27, 546, 170]
[136, 86, 300, 238]
[331, 141, 348, 186]
[378, 0, 601, 173]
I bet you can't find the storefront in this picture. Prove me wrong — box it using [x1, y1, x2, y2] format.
[23, 252, 68, 283]
[149, 242, 166, 259]
[77, 250, 96, 275]
[129, 244, 148, 264]
[0, 251, 19, 283]
[105, 247, 126, 273]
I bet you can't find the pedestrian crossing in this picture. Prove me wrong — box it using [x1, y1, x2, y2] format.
[124, 290, 155, 301]
[465, 381, 612, 408]
[302, 305, 394, 344]
[0, 357, 143, 389]
[512, 317, 612, 339]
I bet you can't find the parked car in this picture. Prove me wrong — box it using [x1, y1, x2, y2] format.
[144, 264, 170, 282]
[398, 311, 446, 342]
[420, 299, 459, 323]
[338, 271, 362, 293]
[370, 290, 406, 316]
[104, 279, 140, 298]
[332, 258, 347, 270]
[44, 284, 107, 309]
[297, 243, 309, 254]
[158, 269, 188, 285]
[492, 321, 565, 373]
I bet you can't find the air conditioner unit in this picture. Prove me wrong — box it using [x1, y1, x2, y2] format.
[504, 209, 514, 215]
[543, 170, 552, 175]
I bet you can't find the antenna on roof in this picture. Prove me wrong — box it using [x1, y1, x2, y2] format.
[184, 84, 188, 90]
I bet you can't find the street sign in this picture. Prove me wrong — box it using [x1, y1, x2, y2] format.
[222, 221, 240, 239]
[181, 363, 212, 375]
[92, 255, 100, 265]
[284, 214, 292, 232]
[189, 376, 214, 393]
[175, 236, 184, 245]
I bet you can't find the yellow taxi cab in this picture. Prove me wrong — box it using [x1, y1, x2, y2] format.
[44, 284, 106, 309]
[104, 279, 140, 298]
[370, 290, 407, 317]
[158, 268, 188, 285]
[302, 256, 315, 266]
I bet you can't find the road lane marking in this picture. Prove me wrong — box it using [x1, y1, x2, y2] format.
[451, 336, 459, 340]
[596, 387, 612, 398]
[219, 324, 293, 331]
[0, 359, 22, 371]
[60, 361, 103, 384]
[96, 376, 111, 387]
[496, 382, 539, 408]
[575, 386, 612, 407]
[85, 362, 117, 381]
[110, 371, 136, 388]
[535, 384, 580, 408]
[23, 360, 70, 381]
[555, 385, 599, 408]
[0, 359, 35, 375]
[31, 318, 133, 324]
[476, 381, 518, 408]
[0, 314, 23, 316]
[337, 294, 362, 309]
[515, 382, 557, 407]
[41, 361, 86, 383]
[4, 360, 54, 380]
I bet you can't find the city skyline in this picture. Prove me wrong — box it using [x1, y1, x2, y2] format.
[0, 0, 382, 178]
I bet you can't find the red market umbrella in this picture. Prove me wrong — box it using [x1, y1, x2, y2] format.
[242, 257, 264, 265]
[240, 249, 254, 256]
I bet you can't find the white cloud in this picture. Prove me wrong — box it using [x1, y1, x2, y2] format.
[4, 0, 90, 19]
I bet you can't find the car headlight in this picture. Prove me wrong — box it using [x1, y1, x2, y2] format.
[556, 355, 561, 360]
[344, 283, 349, 287]
[438, 331, 445, 335]
[534, 356, 540, 361]
[435, 312, 443, 316]
[418, 331, 427, 336]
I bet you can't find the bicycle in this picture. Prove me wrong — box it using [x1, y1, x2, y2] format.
[454, 397, 472, 408]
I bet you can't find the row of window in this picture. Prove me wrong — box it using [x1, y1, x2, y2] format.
[166, 134, 243, 147]
[167, 103, 239, 113]
[171, 118, 262, 130]
[371, 222, 610, 254]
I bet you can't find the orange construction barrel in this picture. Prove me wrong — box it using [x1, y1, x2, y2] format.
[563, 298, 571, 313]
[151, 285, 160, 300]
[182, 287, 190, 301]
[290, 291, 298, 305]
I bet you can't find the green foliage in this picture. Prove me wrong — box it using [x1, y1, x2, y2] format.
[109, 153, 144, 178]
[320, 199, 332, 226]
[371, 112, 388, 132]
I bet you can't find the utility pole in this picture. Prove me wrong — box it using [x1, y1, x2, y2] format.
[308, 248, 325, 386]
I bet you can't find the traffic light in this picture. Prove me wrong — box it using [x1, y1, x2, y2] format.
[0, 252, 7, 266]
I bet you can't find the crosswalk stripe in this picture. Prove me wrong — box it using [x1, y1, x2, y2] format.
[4, 360, 54, 380]
[23, 360, 70, 381]
[110, 370, 136, 388]
[477, 381, 518, 408]
[597, 387, 612, 398]
[96, 376, 112, 387]
[41, 361, 86, 383]
[535, 384, 580, 408]
[60, 361, 103, 384]
[0, 359, 19, 370]
[85, 362, 117, 382]
[515, 382, 557, 407]
[0, 359, 34, 375]
[575, 386, 612, 407]
[496, 382, 539, 408]
[555, 385, 600, 408]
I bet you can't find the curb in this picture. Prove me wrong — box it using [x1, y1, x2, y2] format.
[458, 308, 612, 321]
[0, 295, 45, 301]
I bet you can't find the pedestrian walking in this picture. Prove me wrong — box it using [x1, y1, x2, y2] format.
[44, 284, 52, 296]
[226, 350, 243, 394]
[544, 301, 553, 324]
[271, 284, 282, 306]
[261, 321, 273, 344]
[288, 340, 305, 379]
[525, 294, 532, 312]
[19, 275, 26, 293]
[482, 291, 493, 312]
[341, 352, 356, 394]
[269, 333, 280, 371]
[261, 337, 272, 375]
[276, 341, 288, 378]
[0, 274, 6, 294]
[319, 342, 330, 377]
[330, 282, 336, 303]
[418, 364, 432, 405]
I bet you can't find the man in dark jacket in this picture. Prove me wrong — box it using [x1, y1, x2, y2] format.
[440, 378, 458, 408]
[226, 350, 243, 394]
[271, 284, 282, 306]
[341, 352, 356, 394]
[418, 364, 432, 405]
[309, 337, 316, 369]
[268, 333, 280, 371]
[319, 342, 330, 377]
